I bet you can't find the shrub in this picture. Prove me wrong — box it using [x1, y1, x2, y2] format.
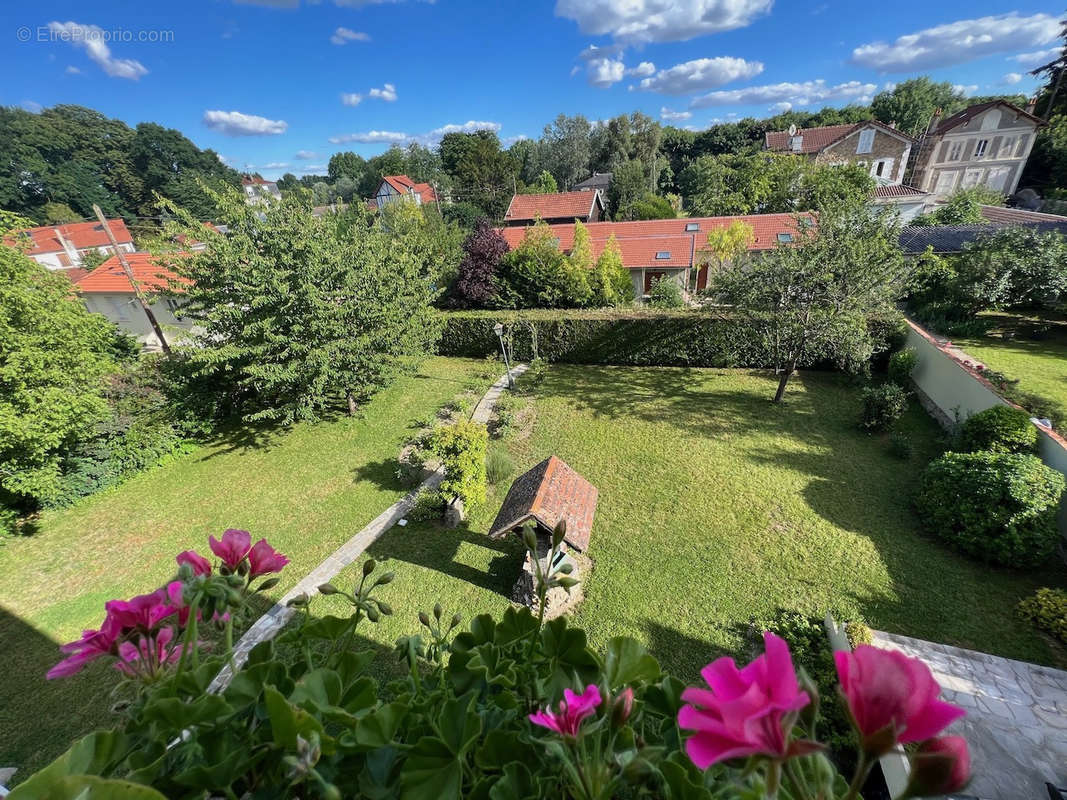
[888, 429, 912, 459]
[887, 348, 917, 385]
[1017, 588, 1067, 644]
[0, 505, 17, 537]
[647, 276, 685, 309]
[958, 405, 1037, 454]
[407, 487, 445, 523]
[860, 383, 908, 431]
[916, 451, 1065, 567]
[491, 393, 518, 438]
[425, 420, 488, 509]
[486, 446, 516, 485]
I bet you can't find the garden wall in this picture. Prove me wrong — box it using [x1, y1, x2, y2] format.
[905, 318, 1067, 539]
[437, 310, 906, 369]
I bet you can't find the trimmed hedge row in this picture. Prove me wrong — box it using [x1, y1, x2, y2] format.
[436, 309, 908, 369]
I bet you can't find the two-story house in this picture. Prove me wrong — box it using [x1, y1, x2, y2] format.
[373, 175, 438, 209]
[502, 190, 606, 227]
[241, 175, 282, 204]
[910, 100, 1044, 200]
[4, 219, 135, 272]
[765, 120, 917, 187]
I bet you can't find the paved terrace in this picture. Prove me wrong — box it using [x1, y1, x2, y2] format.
[873, 631, 1067, 800]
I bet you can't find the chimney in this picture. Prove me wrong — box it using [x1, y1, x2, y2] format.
[927, 108, 943, 134]
[888, 120, 897, 129]
[1025, 96, 1037, 115]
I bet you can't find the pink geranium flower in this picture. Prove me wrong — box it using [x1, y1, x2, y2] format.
[678, 631, 810, 768]
[105, 587, 179, 633]
[115, 627, 181, 677]
[47, 619, 120, 679]
[529, 684, 602, 738]
[209, 529, 252, 570]
[834, 645, 965, 754]
[247, 538, 289, 580]
[907, 736, 971, 795]
[176, 550, 212, 576]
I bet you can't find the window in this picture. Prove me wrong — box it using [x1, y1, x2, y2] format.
[871, 157, 894, 180]
[685, 222, 700, 232]
[108, 297, 130, 322]
[777, 233, 793, 243]
[934, 170, 958, 195]
[998, 136, 1017, 159]
[790, 135, 804, 152]
[985, 166, 1011, 192]
[947, 141, 964, 161]
[974, 139, 988, 158]
[856, 128, 874, 154]
[655, 251, 671, 260]
[961, 168, 983, 189]
[980, 109, 1001, 131]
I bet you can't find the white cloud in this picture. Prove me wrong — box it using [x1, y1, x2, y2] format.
[203, 110, 288, 136]
[294, 150, 319, 159]
[300, 163, 328, 173]
[638, 56, 763, 94]
[626, 61, 656, 77]
[502, 134, 529, 146]
[1001, 72, 1023, 85]
[341, 93, 363, 106]
[556, 0, 773, 44]
[660, 107, 693, 121]
[690, 79, 876, 108]
[64, 65, 81, 75]
[368, 83, 398, 102]
[1011, 46, 1059, 66]
[952, 84, 978, 97]
[328, 120, 500, 146]
[586, 57, 625, 87]
[47, 21, 148, 80]
[770, 101, 792, 113]
[330, 26, 370, 45]
[258, 162, 290, 169]
[850, 13, 1059, 72]
[21, 100, 43, 113]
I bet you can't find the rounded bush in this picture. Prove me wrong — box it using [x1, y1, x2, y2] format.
[887, 348, 917, 385]
[958, 405, 1037, 454]
[916, 451, 1064, 567]
[861, 383, 908, 431]
[1017, 588, 1067, 644]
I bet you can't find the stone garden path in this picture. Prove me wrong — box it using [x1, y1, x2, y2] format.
[873, 630, 1067, 800]
[207, 363, 528, 693]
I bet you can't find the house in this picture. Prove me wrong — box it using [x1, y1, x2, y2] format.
[872, 184, 931, 224]
[373, 175, 438, 209]
[241, 175, 281, 204]
[498, 213, 807, 299]
[75, 253, 193, 350]
[910, 100, 1044, 200]
[503, 190, 606, 226]
[573, 172, 612, 193]
[765, 120, 917, 187]
[5, 219, 135, 271]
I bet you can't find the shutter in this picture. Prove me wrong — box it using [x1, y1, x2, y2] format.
[937, 141, 951, 162]
[990, 136, 1002, 159]
[962, 140, 976, 161]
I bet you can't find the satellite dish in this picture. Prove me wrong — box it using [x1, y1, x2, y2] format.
[787, 123, 798, 136]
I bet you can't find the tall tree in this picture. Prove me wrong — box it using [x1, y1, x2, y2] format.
[712, 202, 906, 402]
[870, 78, 968, 138]
[439, 130, 517, 218]
[521, 170, 558, 194]
[697, 220, 755, 292]
[452, 218, 508, 308]
[608, 159, 650, 220]
[160, 188, 441, 422]
[328, 151, 366, 182]
[542, 114, 592, 190]
[590, 234, 634, 307]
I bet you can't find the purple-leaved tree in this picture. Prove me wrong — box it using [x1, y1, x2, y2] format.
[454, 218, 508, 308]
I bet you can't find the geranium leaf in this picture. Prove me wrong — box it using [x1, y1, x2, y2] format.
[602, 637, 661, 688]
[400, 736, 462, 800]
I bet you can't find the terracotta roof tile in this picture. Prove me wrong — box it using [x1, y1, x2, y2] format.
[5, 220, 134, 257]
[765, 120, 915, 154]
[874, 184, 928, 198]
[488, 456, 598, 552]
[382, 175, 437, 203]
[978, 204, 1067, 225]
[75, 252, 187, 294]
[504, 190, 602, 222]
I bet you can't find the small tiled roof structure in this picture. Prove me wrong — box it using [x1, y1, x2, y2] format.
[488, 456, 598, 552]
[241, 175, 276, 186]
[503, 190, 604, 224]
[931, 100, 1044, 136]
[765, 120, 915, 155]
[874, 184, 928, 199]
[978, 204, 1067, 227]
[573, 172, 612, 191]
[75, 252, 187, 294]
[381, 175, 437, 203]
[5, 219, 133, 257]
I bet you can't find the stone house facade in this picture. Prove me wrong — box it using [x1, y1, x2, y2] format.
[765, 121, 916, 186]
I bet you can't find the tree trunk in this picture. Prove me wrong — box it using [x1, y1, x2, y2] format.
[773, 361, 796, 403]
[347, 392, 358, 416]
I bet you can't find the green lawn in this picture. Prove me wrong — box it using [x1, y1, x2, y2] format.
[953, 311, 1067, 424]
[0, 357, 488, 775]
[317, 365, 1067, 686]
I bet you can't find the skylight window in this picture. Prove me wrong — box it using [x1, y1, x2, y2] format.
[685, 222, 700, 231]
[777, 233, 793, 243]
[655, 251, 671, 260]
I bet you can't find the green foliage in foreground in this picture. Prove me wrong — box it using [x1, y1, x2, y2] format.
[1017, 588, 1067, 644]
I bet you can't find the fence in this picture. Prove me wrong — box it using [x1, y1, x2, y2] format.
[905, 318, 1067, 538]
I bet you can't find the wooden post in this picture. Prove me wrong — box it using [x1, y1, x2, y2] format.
[91, 205, 171, 353]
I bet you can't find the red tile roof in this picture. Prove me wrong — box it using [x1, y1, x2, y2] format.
[241, 176, 275, 186]
[504, 190, 603, 223]
[75, 252, 186, 294]
[488, 456, 598, 552]
[765, 120, 915, 154]
[498, 213, 809, 269]
[381, 175, 437, 203]
[5, 220, 134, 257]
[874, 184, 928, 199]
[932, 100, 1044, 136]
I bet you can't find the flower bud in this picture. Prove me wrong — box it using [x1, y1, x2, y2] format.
[522, 526, 538, 552]
[902, 736, 970, 798]
[558, 562, 573, 575]
[377, 601, 393, 616]
[419, 611, 431, 627]
[375, 571, 395, 586]
[287, 593, 310, 608]
[552, 520, 566, 548]
[366, 606, 380, 623]
[318, 583, 339, 595]
[258, 577, 280, 591]
[450, 613, 462, 630]
[362, 559, 377, 576]
[611, 687, 634, 728]
[433, 603, 442, 621]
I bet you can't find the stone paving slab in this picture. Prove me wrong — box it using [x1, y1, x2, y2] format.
[207, 364, 527, 694]
[874, 630, 1067, 800]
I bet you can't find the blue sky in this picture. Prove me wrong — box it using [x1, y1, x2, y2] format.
[2, 1, 1060, 179]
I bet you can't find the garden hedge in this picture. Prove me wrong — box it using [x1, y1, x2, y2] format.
[435, 309, 907, 369]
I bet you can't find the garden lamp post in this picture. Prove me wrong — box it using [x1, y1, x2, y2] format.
[494, 322, 515, 389]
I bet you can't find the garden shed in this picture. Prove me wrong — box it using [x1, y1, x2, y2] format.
[488, 456, 597, 551]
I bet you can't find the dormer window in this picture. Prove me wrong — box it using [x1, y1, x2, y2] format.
[777, 233, 793, 243]
[790, 135, 803, 152]
[685, 222, 700, 231]
[655, 251, 671, 260]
